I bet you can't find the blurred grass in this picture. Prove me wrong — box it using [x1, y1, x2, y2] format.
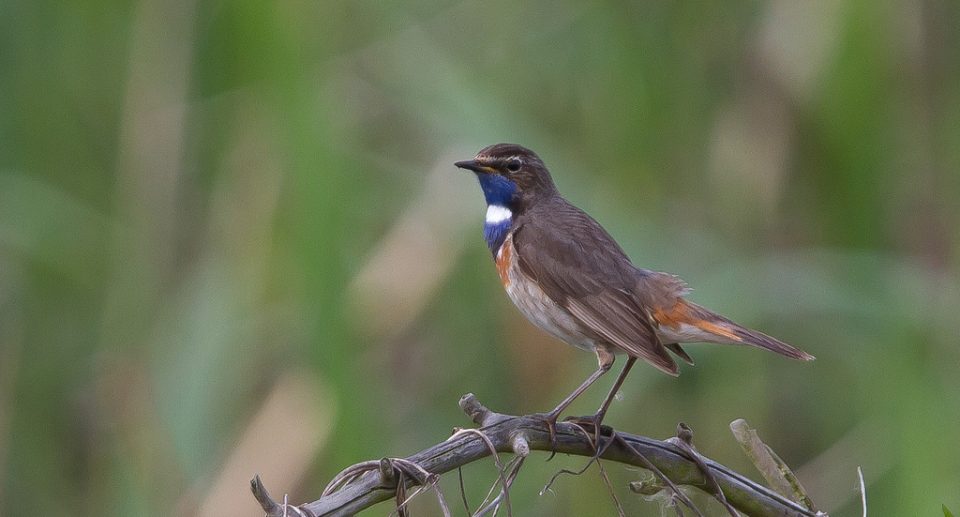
[1, 0, 959, 515]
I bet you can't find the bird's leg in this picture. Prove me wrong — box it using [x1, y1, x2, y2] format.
[566, 356, 637, 450]
[534, 347, 615, 451]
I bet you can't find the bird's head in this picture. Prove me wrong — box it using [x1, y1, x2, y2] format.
[455, 143, 557, 210]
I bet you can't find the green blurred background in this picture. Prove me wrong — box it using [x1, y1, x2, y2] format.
[2, 0, 959, 515]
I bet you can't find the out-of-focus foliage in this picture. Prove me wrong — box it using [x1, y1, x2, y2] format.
[1, 1, 958, 515]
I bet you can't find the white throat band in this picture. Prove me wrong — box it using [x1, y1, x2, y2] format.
[485, 205, 512, 224]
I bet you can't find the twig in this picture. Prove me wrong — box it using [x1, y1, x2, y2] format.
[615, 431, 705, 517]
[456, 466, 471, 515]
[730, 419, 818, 513]
[450, 428, 514, 516]
[668, 422, 738, 516]
[594, 451, 626, 517]
[252, 394, 819, 517]
[474, 456, 524, 517]
[857, 466, 866, 517]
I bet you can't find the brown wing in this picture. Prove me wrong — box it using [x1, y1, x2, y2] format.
[511, 199, 678, 375]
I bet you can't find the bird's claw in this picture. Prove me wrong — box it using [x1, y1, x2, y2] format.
[564, 414, 612, 452]
[529, 412, 563, 460]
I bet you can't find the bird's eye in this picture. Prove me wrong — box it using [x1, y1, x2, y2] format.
[506, 158, 522, 172]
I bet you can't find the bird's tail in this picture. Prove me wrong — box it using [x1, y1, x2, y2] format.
[724, 321, 815, 361]
[679, 301, 815, 361]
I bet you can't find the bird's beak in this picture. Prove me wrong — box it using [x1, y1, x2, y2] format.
[454, 159, 494, 174]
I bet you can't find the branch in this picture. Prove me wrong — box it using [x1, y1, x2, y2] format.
[252, 394, 819, 517]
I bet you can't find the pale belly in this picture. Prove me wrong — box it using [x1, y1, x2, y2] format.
[496, 235, 598, 352]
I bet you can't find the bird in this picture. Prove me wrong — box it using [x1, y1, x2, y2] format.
[455, 143, 814, 435]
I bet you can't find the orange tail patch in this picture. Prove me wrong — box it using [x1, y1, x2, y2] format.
[652, 301, 743, 342]
[654, 300, 814, 361]
[693, 319, 742, 342]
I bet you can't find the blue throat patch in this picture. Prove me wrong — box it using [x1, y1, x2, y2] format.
[484, 216, 511, 255]
[476, 173, 517, 206]
[476, 174, 517, 254]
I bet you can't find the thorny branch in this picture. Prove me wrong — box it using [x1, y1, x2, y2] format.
[251, 393, 822, 517]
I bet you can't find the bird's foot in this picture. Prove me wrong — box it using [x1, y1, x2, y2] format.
[564, 413, 612, 454]
[529, 411, 563, 459]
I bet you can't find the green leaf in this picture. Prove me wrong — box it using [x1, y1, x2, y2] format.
[944, 504, 955, 517]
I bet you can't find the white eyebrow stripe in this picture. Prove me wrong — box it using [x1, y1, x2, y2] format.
[485, 205, 512, 224]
